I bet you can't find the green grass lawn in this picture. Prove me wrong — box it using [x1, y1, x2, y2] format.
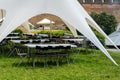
[0, 49, 120, 80]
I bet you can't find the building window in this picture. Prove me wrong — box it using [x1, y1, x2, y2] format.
[82, 0, 85, 3]
[103, 0, 111, 4]
[78, 0, 83, 4]
[102, 0, 104, 3]
[78, 0, 93, 4]
[78, 0, 120, 4]
[94, 0, 102, 4]
[85, 0, 93, 4]
[113, 0, 120, 4]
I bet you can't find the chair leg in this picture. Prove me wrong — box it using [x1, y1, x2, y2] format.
[66, 54, 70, 65]
[17, 55, 28, 66]
[44, 57, 48, 67]
[55, 56, 59, 66]
[17, 56, 23, 66]
[32, 57, 35, 67]
[27, 57, 31, 63]
[73, 48, 81, 62]
[8, 48, 16, 57]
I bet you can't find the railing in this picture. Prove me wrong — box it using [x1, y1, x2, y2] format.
[78, 0, 120, 4]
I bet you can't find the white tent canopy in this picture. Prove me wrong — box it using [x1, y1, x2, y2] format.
[37, 18, 55, 25]
[63, 20, 78, 37]
[106, 23, 120, 46]
[0, 9, 31, 32]
[106, 30, 120, 46]
[116, 23, 120, 31]
[21, 21, 31, 33]
[0, 0, 118, 65]
[0, 9, 5, 20]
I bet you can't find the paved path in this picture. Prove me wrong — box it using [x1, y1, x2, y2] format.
[107, 49, 120, 52]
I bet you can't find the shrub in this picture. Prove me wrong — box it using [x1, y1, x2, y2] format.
[94, 30, 105, 46]
[12, 28, 23, 34]
[12, 28, 23, 38]
[32, 30, 71, 37]
[90, 12, 117, 35]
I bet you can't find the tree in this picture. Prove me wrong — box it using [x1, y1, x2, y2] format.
[90, 12, 117, 35]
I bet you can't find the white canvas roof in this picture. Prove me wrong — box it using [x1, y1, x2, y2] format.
[0, 0, 118, 65]
[22, 21, 31, 33]
[106, 30, 120, 46]
[0, 9, 5, 20]
[37, 18, 55, 25]
[116, 23, 120, 31]
[63, 20, 78, 37]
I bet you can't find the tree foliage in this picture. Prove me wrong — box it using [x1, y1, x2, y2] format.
[90, 12, 117, 35]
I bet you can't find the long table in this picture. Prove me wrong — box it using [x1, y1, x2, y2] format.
[62, 39, 84, 42]
[11, 39, 49, 44]
[25, 43, 77, 67]
[5, 36, 20, 40]
[25, 43, 77, 48]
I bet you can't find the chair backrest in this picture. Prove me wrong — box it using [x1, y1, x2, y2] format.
[32, 40, 41, 43]
[36, 46, 42, 49]
[64, 45, 71, 49]
[36, 46, 48, 50]
[43, 40, 51, 43]
[68, 40, 75, 44]
[0, 40, 6, 46]
[54, 46, 62, 49]
[48, 46, 53, 49]
[11, 37, 21, 40]
[15, 45, 28, 54]
[58, 45, 65, 49]
[20, 41, 30, 44]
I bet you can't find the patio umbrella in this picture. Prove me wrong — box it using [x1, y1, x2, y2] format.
[37, 18, 55, 38]
[37, 18, 55, 25]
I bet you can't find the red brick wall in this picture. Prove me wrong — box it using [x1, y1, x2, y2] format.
[82, 4, 120, 23]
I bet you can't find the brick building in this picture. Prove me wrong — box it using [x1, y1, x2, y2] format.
[78, 0, 120, 23]
[1, 0, 120, 30]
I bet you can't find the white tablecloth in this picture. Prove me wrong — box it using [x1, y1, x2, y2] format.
[25, 43, 77, 48]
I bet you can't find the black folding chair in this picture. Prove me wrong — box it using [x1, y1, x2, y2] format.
[15, 45, 30, 66]
[31, 46, 48, 67]
[46, 46, 59, 66]
[57, 45, 71, 66]
[20, 41, 30, 44]
[32, 40, 41, 43]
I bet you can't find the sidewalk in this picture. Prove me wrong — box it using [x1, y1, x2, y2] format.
[107, 49, 120, 52]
